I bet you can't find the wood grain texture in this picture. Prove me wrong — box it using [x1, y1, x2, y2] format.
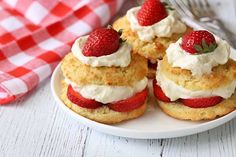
[0, 0, 236, 157]
[0, 80, 90, 157]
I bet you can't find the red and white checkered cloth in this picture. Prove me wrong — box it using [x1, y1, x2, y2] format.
[0, 0, 125, 104]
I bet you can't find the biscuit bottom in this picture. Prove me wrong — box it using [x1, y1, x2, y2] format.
[61, 83, 147, 124]
[158, 92, 236, 121]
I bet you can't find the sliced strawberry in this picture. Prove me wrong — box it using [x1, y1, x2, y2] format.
[181, 30, 217, 54]
[180, 96, 223, 108]
[153, 79, 171, 102]
[137, 0, 168, 26]
[82, 27, 121, 57]
[108, 88, 147, 112]
[67, 85, 103, 109]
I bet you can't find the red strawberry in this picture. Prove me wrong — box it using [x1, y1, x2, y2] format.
[181, 30, 217, 54]
[152, 79, 171, 102]
[180, 96, 223, 108]
[108, 88, 147, 112]
[67, 85, 103, 109]
[82, 27, 121, 57]
[137, 0, 168, 26]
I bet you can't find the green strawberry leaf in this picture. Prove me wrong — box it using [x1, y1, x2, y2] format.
[119, 38, 126, 44]
[166, 7, 174, 11]
[163, 1, 174, 11]
[194, 45, 203, 52]
[118, 29, 123, 36]
[209, 43, 217, 51]
[162, 2, 169, 6]
[202, 39, 209, 52]
[193, 39, 218, 55]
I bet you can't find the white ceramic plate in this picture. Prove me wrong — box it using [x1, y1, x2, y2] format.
[51, 49, 236, 139]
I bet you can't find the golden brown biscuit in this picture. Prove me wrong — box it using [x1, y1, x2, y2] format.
[112, 16, 192, 61]
[61, 52, 148, 86]
[160, 56, 236, 90]
[158, 91, 236, 121]
[61, 83, 147, 124]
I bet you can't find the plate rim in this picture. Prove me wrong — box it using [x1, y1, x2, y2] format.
[51, 63, 236, 139]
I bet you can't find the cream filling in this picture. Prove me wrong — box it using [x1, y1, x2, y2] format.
[71, 36, 131, 67]
[126, 7, 187, 42]
[156, 63, 236, 101]
[65, 77, 148, 104]
[166, 37, 230, 76]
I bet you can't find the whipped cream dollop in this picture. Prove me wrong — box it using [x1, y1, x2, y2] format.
[71, 36, 131, 67]
[156, 63, 236, 101]
[65, 77, 148, 104]
[126, 7, 187, 42]
[166, 37, 230, 76]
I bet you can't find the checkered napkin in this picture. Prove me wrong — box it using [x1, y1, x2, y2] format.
[0, 0, 125, 104]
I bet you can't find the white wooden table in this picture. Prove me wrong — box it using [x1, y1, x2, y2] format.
[1, 1, 236, 157]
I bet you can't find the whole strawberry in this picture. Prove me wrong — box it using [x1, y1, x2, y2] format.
[181, 30, 217, 54]
[137, 0, 168, 26]
[83, 27, 121, 57]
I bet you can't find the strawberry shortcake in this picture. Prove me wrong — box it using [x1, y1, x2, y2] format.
[61, 27, 148, 124]
[153, 30, 236, 120]
[113, 0, 192, 78]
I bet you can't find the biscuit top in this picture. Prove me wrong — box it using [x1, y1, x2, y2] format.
[166, 36, 230, 76]
[61, 53, 148, 86]
[71, 35, 132, 68]
[126, 7, 187, 42]
[160, 56, 236, 90]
